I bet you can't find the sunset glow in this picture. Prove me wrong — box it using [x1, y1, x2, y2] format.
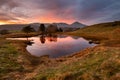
[0, 22, 6, 25]
[0, 0, 120, 25]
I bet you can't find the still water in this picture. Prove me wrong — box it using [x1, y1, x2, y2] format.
[25, 35, 96, 58]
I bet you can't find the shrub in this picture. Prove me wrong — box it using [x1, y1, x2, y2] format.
[46, 24, 58, 33]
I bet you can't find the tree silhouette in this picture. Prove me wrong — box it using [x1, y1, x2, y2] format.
[22, 25, 35, 34]
[59, 28, 63, 32]
[38, 24, 46, 34]
[22, 25, 35, 40]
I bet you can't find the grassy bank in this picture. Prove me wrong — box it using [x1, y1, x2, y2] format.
[0, 38, 49, 79]
[0, 38, 25, 79]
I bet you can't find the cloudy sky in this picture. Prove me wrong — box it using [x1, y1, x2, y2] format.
[0, 0, 120, 25]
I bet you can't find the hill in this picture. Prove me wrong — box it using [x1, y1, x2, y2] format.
[68, 21, 120, 41]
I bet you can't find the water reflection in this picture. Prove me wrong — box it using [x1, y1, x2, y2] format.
[46, 34, 57, 42]
[26, 35, 97, 58]
[40, 35, 46, 44]
[40, 34, 58, 43]
[6, 35, 97, 58]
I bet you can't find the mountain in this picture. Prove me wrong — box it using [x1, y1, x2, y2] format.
[70, 22, 86, 28]
[0, 22, 86, 32]
[53, 22, 86, 31]
[52, 23, 71, 32]
[53, 22, 86, 28]
[53, 23, 69, 28]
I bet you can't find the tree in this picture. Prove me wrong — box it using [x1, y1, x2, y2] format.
[0, 29, 9, 35]
[22, 25, 35, 34]
[38, 24, 46, 34]
[46, 24, 58, 33]
[22, 25, 35, 40]
[58, 28, 63, 32]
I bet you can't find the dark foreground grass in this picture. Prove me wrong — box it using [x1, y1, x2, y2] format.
[33, 47, 120, 80]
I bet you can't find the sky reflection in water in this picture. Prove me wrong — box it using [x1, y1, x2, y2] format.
[26, 35, 96, 58]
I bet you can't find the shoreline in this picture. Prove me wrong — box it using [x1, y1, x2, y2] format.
[5, 33, 100, 58]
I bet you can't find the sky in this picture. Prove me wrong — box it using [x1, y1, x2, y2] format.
[0, 0, 120, 25]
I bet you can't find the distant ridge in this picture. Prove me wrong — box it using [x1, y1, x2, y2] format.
[0, 24, 28, 31]
[0, 22, 87, 31]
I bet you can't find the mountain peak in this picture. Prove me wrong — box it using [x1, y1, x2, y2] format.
[72, 21, 81, 24]
[70, 21, 86, 28]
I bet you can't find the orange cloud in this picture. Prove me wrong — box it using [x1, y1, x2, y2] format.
[0, 15, 75, 25]
[0, 20, 13, 25]
[0, 20, 24, 25]
[0, 18, 29, 25]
